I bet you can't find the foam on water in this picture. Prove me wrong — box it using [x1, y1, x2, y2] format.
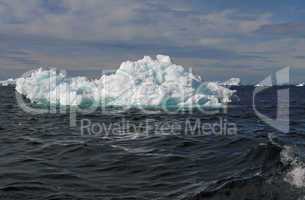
[15, 55, 235, 108]
[281, 146, 305, 188]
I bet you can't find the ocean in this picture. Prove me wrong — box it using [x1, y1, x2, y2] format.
[0, 85, 304, 200]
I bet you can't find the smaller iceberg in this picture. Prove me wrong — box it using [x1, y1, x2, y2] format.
[255, 83, 272, 87]
[296, 82, 305, 87]
[219, 78, 241, 87]
[0, 78, 16, 86]
[256, 83, 291, 87]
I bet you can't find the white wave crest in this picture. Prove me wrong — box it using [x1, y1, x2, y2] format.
[15, 55, 235, 108]
[281, 146, 305, 188]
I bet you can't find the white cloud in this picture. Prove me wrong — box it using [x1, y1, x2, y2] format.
[2, 0, 305, 83]
[0, 1, 273, 45]
[200, 10, 272, 35]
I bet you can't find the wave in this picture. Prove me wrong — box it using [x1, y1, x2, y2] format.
[268, 133, 305, 189]
[281, 146, 305, 188]
[191, 134, 305, 200]
[15, 55, 235, 109]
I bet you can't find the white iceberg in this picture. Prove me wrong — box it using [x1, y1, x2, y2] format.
[296, 82, 305, 87]
[219, 78, 241, 87]
[15, 55, 235, 108]
[255, 83, 272, 87]
[0, 78, 16, 86]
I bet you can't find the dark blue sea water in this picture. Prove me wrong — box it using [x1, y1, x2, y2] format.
[0, 85, 305, 199]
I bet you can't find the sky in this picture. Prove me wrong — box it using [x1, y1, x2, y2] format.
[0, 0, 305, 83]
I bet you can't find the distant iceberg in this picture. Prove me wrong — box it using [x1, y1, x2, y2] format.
[255, 81, 273, 87]
[255, 83, 269, 87]
[219, 78, 241, 87]
[255, 83, 291, 87]
[15, 55, 236, 108]
[0, 78, 16, 86]
[296, 82, 305, 87]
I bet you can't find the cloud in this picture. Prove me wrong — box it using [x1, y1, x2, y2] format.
[0, 0, 272, 45]
[256, 22, 305, 37]
[0, 0, 304, 83]
[199, 10, 271, 36]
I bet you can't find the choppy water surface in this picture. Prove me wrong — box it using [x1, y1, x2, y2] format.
[0, 86, 305, 200]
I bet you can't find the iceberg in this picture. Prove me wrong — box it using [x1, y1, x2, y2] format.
[15, 55, 235, 109]
[0, 78, 16, 86]
[219, 78, 241, 87]
[255, 83, 272, 87]
[296, 82, 305, 87]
